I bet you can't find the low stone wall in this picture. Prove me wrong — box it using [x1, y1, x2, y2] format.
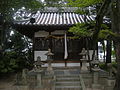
[81, 71, 115, 90]
[13, 76, 55, 90]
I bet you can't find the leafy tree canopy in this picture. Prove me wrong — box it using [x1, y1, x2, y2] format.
[69, 22, 94, 37]
[0, 0, 43, 22]
[69, 21, 111, 38]
[67, 0, 102, 7]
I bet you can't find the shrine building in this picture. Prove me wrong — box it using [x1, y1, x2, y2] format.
[13, 7, 95, 66]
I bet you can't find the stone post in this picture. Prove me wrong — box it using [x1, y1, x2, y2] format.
[22, 69, 29, 85]
[46, 60, 54, 74]
[29, 69, 43, 89]
[92, 66, 101, 90]
[91, 56, 101, 90]
[13, 69, 29, 90]
[36, 71, 43, 87]
[106, 63, 116, 88]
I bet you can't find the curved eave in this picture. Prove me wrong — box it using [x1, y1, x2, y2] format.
[12, 23, 75, 38]
[13, 12, 95, 38]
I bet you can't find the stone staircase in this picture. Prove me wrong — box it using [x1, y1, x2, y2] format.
[55, 70, 82, 90]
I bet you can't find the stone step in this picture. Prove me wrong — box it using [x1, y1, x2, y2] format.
[56, 75, 79, 77]
[55, 88, 82, 90]
[56, 81, 81, 86]
[55, 85, 82, 89]
[55, 69, 82, 90]
[56, 77, 80, 81]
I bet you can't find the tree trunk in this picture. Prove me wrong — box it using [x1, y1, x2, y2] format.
[106, 40, 111, 63]
[92, 0, 111, 60]
[114, 42, 120, 90]
[111, 0, 120, 90]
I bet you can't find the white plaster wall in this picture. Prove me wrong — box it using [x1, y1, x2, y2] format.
[51, 30, 65, 35]
[42, 63, 66, 67]
[35, 30, 65, 37]
[34, 51, 48, 61]
[35, 31, 49, 37]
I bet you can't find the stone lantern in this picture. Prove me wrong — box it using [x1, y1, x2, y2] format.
[34, 56, 44, 71]
[91, 55, 100, 68]
[33, 56, 44, 87]
[79, 48, 88, 70]
[45, 48, 54, 75]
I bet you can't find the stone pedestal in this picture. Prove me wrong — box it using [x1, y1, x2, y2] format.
[107, 77, 115, 87]
[28, 69, 43, 88]
[92, 67, 101, 90]
[34, 70, 43, 87]
[80, 59, 88, 71]
[37, 73, 42, 86]
[105, 78, 115, 90]
[106, 63, 116, 89]
[46, 61, 54, 76]
[47, 60, 53, 71]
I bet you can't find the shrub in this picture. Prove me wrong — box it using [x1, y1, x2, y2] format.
[0, 51, 32, 74]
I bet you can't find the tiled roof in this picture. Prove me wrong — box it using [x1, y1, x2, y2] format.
[15, 11, 94, 26]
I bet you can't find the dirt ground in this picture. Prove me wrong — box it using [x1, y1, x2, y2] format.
[0, 74, 15, 90]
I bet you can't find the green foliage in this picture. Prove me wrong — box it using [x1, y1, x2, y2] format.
[0, 0, 43, 12]
[0, 28, 33, 74]
[67, 0, 102, 7]
[0, 0, 43, 22]
[99, 63, 108, 71]
[69, 22, 94, 37]
[69, 19, 112, 39]
[44, 0, 66, 7]
[112, 61, 117, 69]
[0, 51, 32, 73]
[112, 50, 115, 58]
[99, 61, 117, 71]
[98, 30, 118, 40]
